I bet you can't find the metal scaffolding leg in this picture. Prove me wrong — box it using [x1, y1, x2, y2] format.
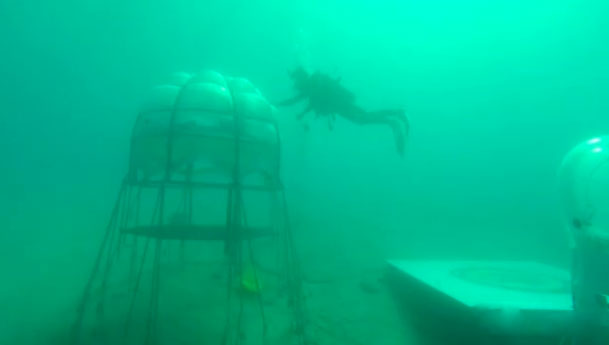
[144, 238, 162, 345]
[70, 182, 126, 345]
[71, 182, 309, 345]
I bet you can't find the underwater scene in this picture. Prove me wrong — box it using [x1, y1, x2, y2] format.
[2, 0, 609, 344]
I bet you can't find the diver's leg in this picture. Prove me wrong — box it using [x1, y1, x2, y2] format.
[366, 110, 408, 156]
[339, 107, 371, 125]
[277, 93, 306, 106]
[392, 119, 406, 156]
[301, 106, 314, 132]
[341, 107, 407, 156]
[368, 109, 410, 136]
[296, 105, 313, 131]
[393, 110, 410, 137]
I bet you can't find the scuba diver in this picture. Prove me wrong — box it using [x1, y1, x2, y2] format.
[278, 67, 409, 157]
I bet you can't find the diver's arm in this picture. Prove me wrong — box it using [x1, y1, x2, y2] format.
[328, 113, 336, 131]
[297, 104, 313, 120]
[277, 93, 306, 106]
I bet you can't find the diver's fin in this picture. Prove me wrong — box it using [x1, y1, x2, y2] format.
[365, 110, 408, 157]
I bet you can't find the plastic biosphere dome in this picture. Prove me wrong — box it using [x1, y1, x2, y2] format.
[130, 70, 279, 183]
[559, 136, 609, 242]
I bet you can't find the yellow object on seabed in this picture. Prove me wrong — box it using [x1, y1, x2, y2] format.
[240, 262, 262, 294]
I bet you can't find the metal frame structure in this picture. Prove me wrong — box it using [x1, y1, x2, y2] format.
[71, 76, 308, 345]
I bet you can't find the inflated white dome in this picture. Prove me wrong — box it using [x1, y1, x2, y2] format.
[559, 136, 609, 242]
[130, 70, 279, 182]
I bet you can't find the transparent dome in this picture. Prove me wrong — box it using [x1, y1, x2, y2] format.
[130, 70, 279, 184]
[559, 136, 609, 242]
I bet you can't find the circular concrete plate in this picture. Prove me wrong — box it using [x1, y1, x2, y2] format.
[450, 266, 570, 293]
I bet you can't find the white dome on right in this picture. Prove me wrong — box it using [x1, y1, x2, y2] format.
[559, 136, 609, 240]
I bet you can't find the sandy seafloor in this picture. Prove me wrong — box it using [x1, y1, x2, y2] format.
[6, 228, 417, 345]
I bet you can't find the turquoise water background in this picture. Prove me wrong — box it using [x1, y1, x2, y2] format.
[1, 0, 609, 343]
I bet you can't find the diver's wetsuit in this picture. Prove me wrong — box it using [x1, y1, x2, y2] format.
[279, 68, 409, 156]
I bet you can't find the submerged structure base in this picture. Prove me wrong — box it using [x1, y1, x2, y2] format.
[386, 260, 573, 345]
